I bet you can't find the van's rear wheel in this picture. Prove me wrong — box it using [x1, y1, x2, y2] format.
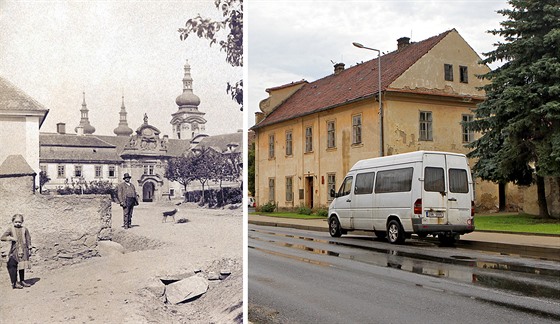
[387, 220, 405, 244]
[329, 217, 342, 237]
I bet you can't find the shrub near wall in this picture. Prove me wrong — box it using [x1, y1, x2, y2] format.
[185, 187, 242, 207]
[0, 176, 112, 266]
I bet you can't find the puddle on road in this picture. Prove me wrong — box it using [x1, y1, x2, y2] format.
[249, 231, 560, 301]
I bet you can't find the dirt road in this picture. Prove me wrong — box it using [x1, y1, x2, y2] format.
[0, 200, 243, 323]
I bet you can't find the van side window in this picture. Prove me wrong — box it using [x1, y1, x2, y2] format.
[449, 169, 469, 193]
[375, 168, 413, 193]
[338, 176, 353, 196]
[424, 167, 445, 192]
[355, 172, 375, 194]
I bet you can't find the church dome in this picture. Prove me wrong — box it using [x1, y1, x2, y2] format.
[175, 91, 200, 107]
[114, 124, 133, 136]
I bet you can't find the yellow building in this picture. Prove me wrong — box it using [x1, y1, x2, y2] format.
[252, 29, 500, 210]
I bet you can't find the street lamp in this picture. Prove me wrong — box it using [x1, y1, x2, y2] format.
[353, 42, 383, 157]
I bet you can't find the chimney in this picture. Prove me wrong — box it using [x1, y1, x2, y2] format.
[397, 37, 410, 50]
[57, 123, 66, 134]
[334, 62, 345, 75]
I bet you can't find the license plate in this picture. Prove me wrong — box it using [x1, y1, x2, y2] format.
[426, 211, 444, 218]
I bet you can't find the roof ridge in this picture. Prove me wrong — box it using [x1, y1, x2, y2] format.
[253, 29, 455, 129]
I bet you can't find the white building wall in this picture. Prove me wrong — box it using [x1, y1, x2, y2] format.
[0, 116, 28, 166]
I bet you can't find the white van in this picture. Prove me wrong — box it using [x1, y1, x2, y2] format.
[328, 151, 474, 244]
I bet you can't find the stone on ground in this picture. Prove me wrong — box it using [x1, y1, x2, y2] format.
[165, 276, 209, 304]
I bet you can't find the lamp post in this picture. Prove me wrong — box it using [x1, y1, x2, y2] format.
[353, 42, 383, 157]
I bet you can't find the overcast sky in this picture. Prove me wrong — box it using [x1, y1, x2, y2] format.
[247, 0, 510, 127]
[0, 0, 242, 137]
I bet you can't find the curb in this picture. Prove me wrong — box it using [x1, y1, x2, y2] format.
[248, 220, 560, 262]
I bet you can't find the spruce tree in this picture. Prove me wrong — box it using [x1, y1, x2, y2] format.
[468, 0, 560, 217]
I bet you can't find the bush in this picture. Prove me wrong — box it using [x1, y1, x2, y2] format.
[297, 205, 312, 215]
[260, 201, 277, 213]
[315, 208, 328, 217]
[184, 187, 242, 207]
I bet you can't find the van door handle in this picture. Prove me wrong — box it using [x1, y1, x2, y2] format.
[448, 198, 457, 201]
[346, 199, 351, 202]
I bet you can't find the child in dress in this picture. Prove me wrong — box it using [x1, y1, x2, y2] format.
[1, 214, 32, 289]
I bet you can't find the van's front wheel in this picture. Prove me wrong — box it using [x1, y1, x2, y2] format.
[329, 217, 342, 237]
[387, 220, 405, 244]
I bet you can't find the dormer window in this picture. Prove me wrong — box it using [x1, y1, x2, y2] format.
[460, 66, 468, 83]
[444, 64, 453, 81]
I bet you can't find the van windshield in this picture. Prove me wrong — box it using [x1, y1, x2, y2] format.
[338, 176, 353, 196]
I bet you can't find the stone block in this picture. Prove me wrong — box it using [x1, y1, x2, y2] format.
[97, 241, 125, 256]
[165, 276, 208, 304]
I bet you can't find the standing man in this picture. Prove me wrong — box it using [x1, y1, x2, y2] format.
[117, 173, 139, 229]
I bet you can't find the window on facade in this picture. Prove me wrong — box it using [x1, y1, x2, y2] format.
[285, 131, 293, 156]
[40, 165, 47, 176]
[424, 167, 445, 192]
[57, 165, 65, 178]
[444, 64, 453, 81]
[170, 189, 175, 197]
[327, 173, 336, 201]
[355, 172, 375, 195]
[352, 115, 362, 144]
[268, 178, 275, 202]
[419, 111, 433, 141]
[375, 168, 413, 193]
[285, 177, 293, 201]
[74, 165, 82, 178]
[269, 134, 275, 158]
[305, 126, 313, 152]
[144, 165, 155, 175]
[462, 114, 474, 143]
[338, 176, 353, 197]
[108, 166, 116, 178]
[449, 169, 469, 193]
[95, 165, 102, 178]
[327, 121, 336, 148]
[460, 66, 468, 83]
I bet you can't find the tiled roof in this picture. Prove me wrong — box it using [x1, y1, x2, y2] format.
[0, 76, 49, 126]
[40, 147, 123, 163]
[197, 132, 243, 154]
[0, 155, 36, 176]
[253, 30, 452, 129]
[40, 133, 116, 148]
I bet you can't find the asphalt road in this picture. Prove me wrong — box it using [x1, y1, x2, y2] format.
[248, 224, 560, 324]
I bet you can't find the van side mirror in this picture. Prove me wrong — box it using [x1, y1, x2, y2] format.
[330, 189, 336, 198]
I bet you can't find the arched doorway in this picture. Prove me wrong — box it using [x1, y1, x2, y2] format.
[143, 182, 155, 202]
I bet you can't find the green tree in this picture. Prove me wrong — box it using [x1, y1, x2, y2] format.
[248, 142, 255, 197]
[190, 146, 222, 204]
[467, 0, 560, 218]
[179, 0, 243, 110]
[165, 156, 195, 201]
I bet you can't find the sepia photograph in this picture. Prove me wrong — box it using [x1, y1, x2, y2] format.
[0, 0, 243, 322]
[247, 0, 560, 323]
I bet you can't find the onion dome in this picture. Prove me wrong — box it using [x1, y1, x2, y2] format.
[175, 60, 201, 108]
[113, 95, 133, 136]
[75, 91, 96, 135]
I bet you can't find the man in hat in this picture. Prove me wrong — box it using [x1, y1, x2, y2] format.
[116, 173, 139, 229]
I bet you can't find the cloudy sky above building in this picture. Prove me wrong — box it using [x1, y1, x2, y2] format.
[247, 0, 511, 126]
[0, 1, 242, 137]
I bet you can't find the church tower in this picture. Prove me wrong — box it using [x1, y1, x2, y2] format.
[75, 91, 96, 135]
[170, 60, 207, 140]
[113, 95, 133, 136]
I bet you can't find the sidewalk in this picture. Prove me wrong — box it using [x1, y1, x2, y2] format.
[248, 214, 560, 261]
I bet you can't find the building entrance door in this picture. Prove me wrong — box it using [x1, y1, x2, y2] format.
[305, 176, 314, 209]
[143, 182, 154, 202]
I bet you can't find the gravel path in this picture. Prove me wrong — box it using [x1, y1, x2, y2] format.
[0, 200, 243, 323]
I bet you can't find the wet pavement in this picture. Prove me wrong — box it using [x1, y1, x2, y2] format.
[248, 214, 560, 261]
[249, 223, 560, 323]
